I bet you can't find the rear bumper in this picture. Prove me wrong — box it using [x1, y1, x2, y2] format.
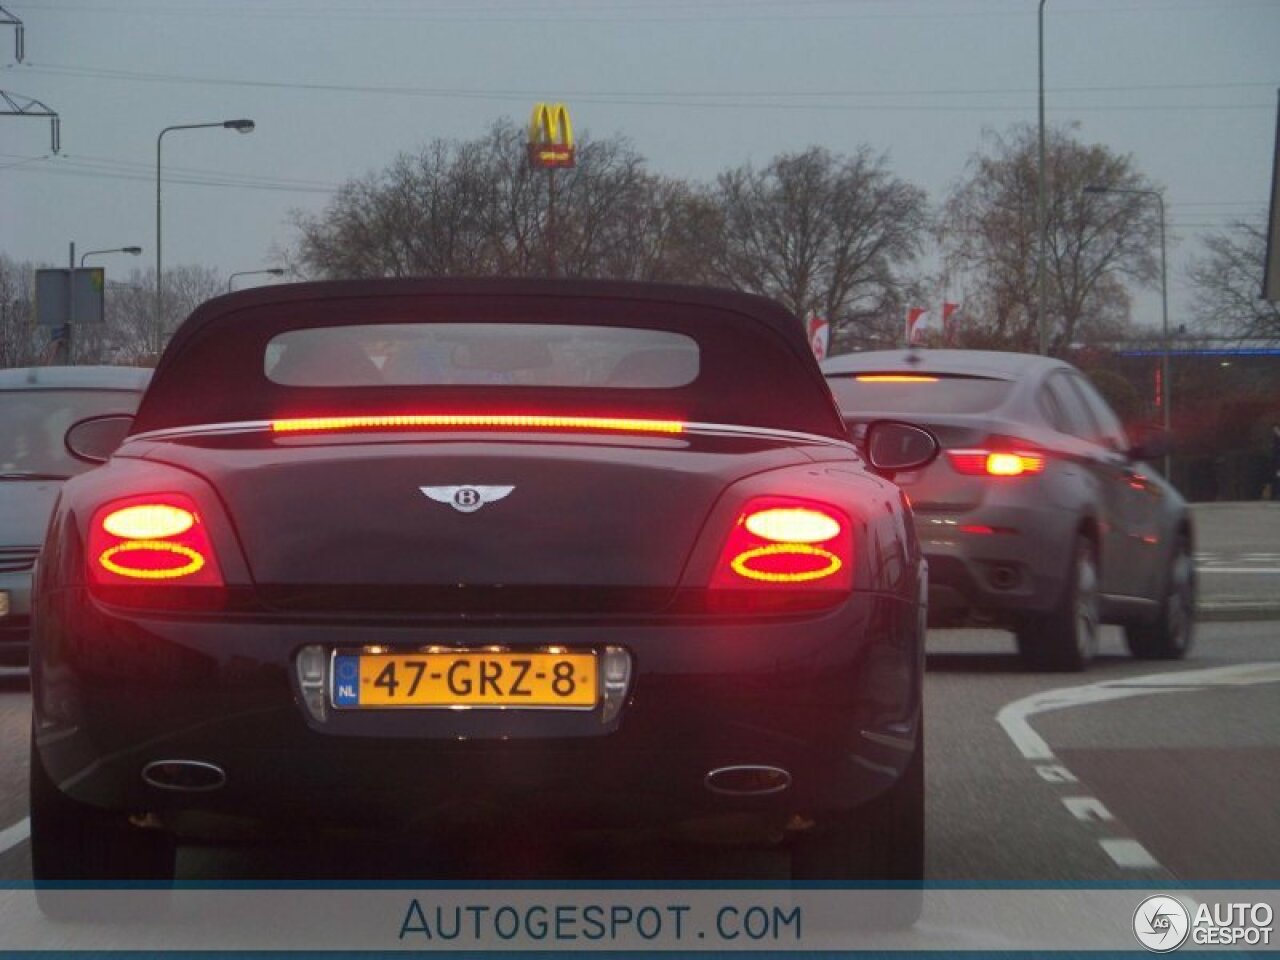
[32, 585, 923, 838]
[914, 504, 1075, 625]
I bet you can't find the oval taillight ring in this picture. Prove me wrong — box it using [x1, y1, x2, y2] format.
[729, 543, 844, 583]
[98, 540, 207, 580]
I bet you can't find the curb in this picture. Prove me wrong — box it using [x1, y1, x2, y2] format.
[1196, 604, 1280, 623]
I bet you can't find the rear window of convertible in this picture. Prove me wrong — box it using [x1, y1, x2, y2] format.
[826, 373, 1014, 414]
[265, 323, 700, 390]
[131, 290, 848, 439]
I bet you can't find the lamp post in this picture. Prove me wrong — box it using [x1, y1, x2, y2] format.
[227, 267, 285, 293]
[60, 245, 142, 364]
[81, 246, 142, 268]
[1084, 184, 1170, 477]
[156, 119, 254, 357]
[1036, 0, 1049, 355]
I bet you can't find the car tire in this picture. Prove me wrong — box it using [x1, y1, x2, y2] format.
[1125, 535, 1195, 660]
[790, 724, 923, 927]
[30, 729, 175, 918]
[1016, 535, 1099, 673]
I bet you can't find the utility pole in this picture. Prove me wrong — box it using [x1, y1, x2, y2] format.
[58, 241, 75, 365]
[547, 168, 558, 278]
[0, 90, 60, 153]
[0, 5, 23, 62]
[527, 102, 574, 279]
[1036, 0, 1049, 355]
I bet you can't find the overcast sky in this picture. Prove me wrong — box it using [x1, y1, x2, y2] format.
[2, 0, 1277, 328]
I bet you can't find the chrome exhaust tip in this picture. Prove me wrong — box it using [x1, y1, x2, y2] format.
[142, 760, 226, 792]
[704, 765, 791, 796]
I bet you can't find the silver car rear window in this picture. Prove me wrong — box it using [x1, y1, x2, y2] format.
[264, 323, 700, 389]
[0, 388, 142, 478]
[827, 374, 1013, 414]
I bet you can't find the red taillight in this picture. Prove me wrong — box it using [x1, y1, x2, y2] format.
[711, 497, 853, 596]
[947, 449, 1046, 477]
[89, 494, 224, 587]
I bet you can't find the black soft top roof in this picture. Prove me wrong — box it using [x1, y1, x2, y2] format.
[135, 278, 846, 439]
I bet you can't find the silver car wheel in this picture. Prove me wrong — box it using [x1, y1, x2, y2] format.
[1074, 548, 1100, 662]
[1165, 543, 1194, 653]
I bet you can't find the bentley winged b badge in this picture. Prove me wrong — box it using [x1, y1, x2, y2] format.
[420, 485, 515, 514]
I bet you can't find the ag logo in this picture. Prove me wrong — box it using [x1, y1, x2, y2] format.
[420, 485, 514, 514]
[1133, 895, 1190, 952]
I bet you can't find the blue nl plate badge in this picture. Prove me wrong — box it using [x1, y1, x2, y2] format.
[333, 655, 360, 706]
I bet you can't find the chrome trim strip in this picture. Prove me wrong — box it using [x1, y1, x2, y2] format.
[130, 418, 850, 448]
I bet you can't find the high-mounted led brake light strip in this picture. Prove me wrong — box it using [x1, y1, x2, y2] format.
[270, 415, 686, 436]
[854, 374, 939, 383]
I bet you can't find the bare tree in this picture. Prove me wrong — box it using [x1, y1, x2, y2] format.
[293, 119, 708, 284]
[708, 146, 927, 343]
[0, 255, 44, 367]
[77, 265, 224, 365]
[940, 124, 1159, 353]
[1187, 221, 1280, 340]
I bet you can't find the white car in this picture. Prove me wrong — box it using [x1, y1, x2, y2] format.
[0, 365, 151, 666]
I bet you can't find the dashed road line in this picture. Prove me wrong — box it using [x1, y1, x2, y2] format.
[996, 661, 1280, 872]
[1099, 838, 1161, 870]
[1062, 796, 1114, 823]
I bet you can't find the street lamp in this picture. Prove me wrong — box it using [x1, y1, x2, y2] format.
[156, 119, 254, 356]
[80, 246, 142, 268]
[1084, 184, 1170, 477]
[227, 267, 285, 292]
[57, 245, 143, 364]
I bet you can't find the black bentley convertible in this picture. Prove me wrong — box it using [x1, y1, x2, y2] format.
[30, 279, 932, 892]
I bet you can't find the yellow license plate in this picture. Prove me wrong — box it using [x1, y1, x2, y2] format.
[332, 650, 597, 709]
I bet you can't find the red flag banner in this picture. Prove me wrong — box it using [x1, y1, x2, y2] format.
[807, 315, 830, 361]
[941, 302, 959, 331]
[906, 307, 928, 344]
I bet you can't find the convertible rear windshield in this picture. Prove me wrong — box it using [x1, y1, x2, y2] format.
[826, 373, 1014, 415]
[132, 284, 847, 439]
[265, 323, 699, 389]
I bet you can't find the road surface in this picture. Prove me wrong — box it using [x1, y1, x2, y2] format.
[1, 618, 1276, 884]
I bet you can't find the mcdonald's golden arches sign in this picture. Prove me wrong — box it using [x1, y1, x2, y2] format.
[527, 103, 575, 169]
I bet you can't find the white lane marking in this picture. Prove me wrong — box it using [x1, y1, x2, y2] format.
[0, 817, 29, 856]
[997, 661, 1280, 873]
[1036, 764, 1078, 783]
[1197, 552, 1280, 561]
[1099, 838, 1160, 869]
[1063, 797, 1114, 823]
[1197, 567, 1280, 574]
[997, 661, 1280, 761]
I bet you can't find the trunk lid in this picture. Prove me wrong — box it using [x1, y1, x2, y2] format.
[137, 432, 816, 613]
